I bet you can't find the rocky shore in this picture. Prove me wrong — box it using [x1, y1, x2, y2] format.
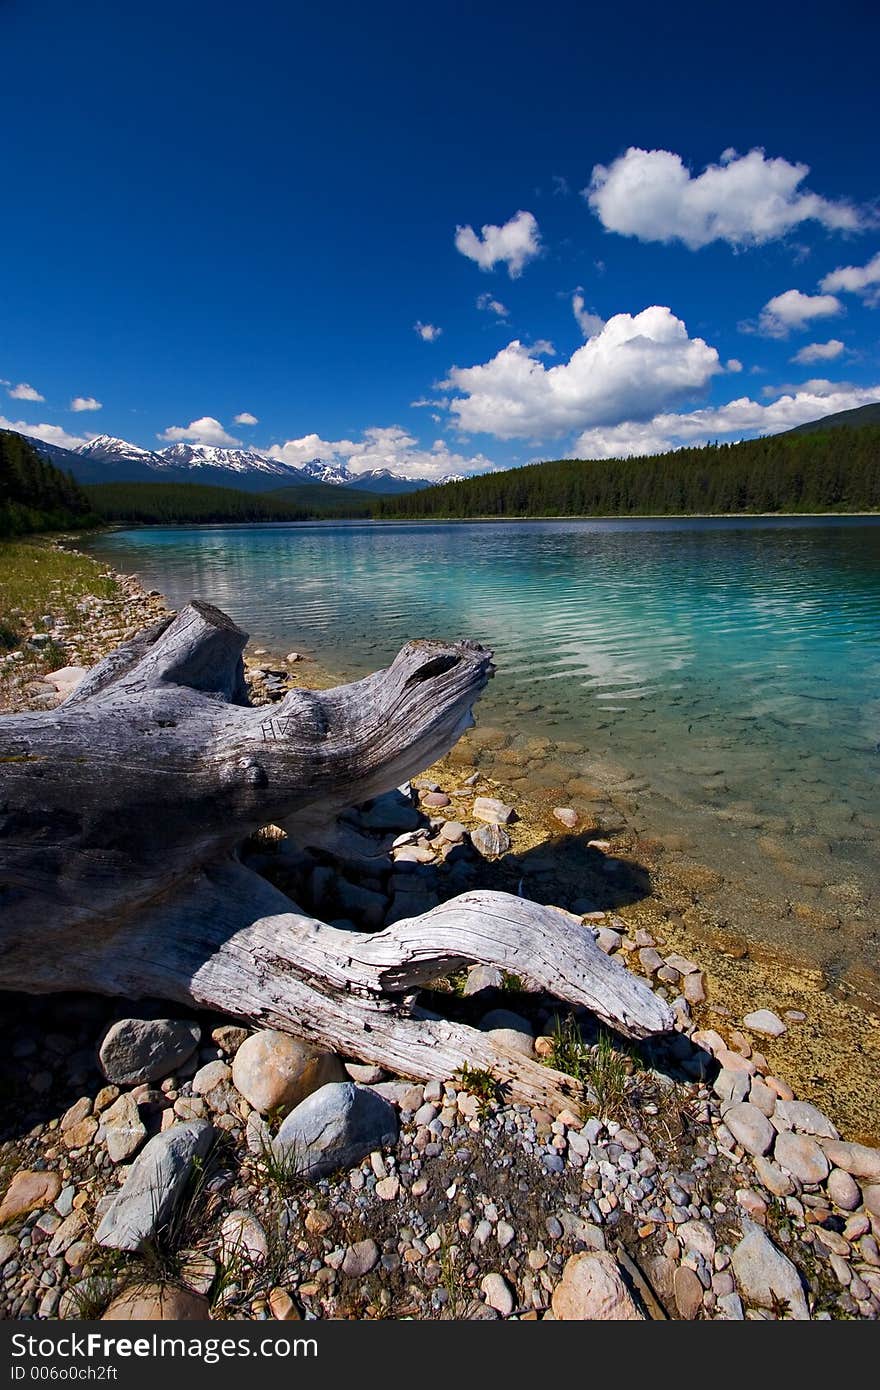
[1, 544, 879, 1321]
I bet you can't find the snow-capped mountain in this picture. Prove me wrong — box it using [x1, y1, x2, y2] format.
[154, 442, 304, 478]
[11, 429, 449, 493]
[75, 434, 165, 466]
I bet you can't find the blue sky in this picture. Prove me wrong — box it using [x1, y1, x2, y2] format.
[2, 0, 878, 478]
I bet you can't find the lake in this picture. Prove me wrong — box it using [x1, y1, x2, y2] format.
[83, 517, 880, 995]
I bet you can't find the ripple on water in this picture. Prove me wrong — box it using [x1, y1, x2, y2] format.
[82, 516, 880, 988]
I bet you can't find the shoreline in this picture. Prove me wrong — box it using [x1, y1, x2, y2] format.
[61, 534, 880, 1141]
[1, 535, 879, 1323]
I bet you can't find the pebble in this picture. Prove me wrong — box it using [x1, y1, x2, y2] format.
[742, 1009, 787, 1038]
[773, 1131, 830, 1185]
[723, 1103, 775, 1156]
[341, 1239, 379, 1277]
[480, 1272, 514, 1316]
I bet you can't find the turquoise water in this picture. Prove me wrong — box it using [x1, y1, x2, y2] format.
[83, 518, 880, 986]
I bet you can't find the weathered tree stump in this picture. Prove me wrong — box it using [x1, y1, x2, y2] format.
[0, 601, 671, 1113]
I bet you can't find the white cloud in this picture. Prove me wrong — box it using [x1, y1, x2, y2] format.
[8, 382, 44, 402]
[443, 306, 721, 440]
[476, 293, 509, 319]
[586, 146, 864, 250]
[234, 411, 259, 425]
[267, 425, 494, 482]
[571, 382, 880, 458]
[454, 210, 541, 278]
[0, 415, 92, 450]
[158, 416, 241, 446]
[758, 288, 842, 337]
[791, 339, 845, 364]
[572, 290, 604, 339]
[820, 250, 880, 303]
[70, 395, 102, 412]
[726, 358, 743, 372]
[414, 321, 442, 342]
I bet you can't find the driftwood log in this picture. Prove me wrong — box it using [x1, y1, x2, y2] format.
[0, 601, 672, 1113]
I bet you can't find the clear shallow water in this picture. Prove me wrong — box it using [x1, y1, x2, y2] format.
[84, 518, 880, 988]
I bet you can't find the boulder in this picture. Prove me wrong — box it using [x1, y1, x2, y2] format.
[819, 1141, 880, 1181]
[551, 1251, 643, 1320]
[0, 1170, 62, 1225]
[274, 1083, 398, 1179]
[103, 1284, 209, 1320]
[231, 1030, 345, 1114]
[472, 796, 514, 826]
[773, 1131, 829, 1185]
[774, 1099, 838, 1140]
[723, 1102, 775, 1156]
[742, 1009, 786, 1038]
[95, 1120, 213, 1251]
[470, 823, 511, 858]
[102, 1092, 147, 1164]
[731, 1228, 810, 1319]
[98, 1018, 200, 1085]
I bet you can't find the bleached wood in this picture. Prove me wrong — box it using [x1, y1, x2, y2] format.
[0, 601, 672, 1111]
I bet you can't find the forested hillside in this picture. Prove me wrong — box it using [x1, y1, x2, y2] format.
[377, 424, 880, 519]
[0, 431, 96, 536]
[86, 480, 375, 524]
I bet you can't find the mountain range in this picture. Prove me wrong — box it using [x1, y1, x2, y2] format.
[20, 433, 455, 494]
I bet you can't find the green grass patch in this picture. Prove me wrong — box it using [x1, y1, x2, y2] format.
[0, 537, 116, 652]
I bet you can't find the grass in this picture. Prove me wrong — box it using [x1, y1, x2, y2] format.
[546, 1017, 636, 1119]
[452, 1064, 506, 1114]
[0, 536, 116, 652]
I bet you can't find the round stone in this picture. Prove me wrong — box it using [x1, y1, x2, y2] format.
[231, 1030, 345, 1114]
[773, 1131, 829, 1185]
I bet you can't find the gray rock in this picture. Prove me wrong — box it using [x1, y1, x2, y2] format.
[480, 1009, 533, 1036]
[723, 1102, 775, 1156]
[752, 1156, 795, 1197]
[470, 823, 511, 858]
[472, 796, 514, 826]
[826, 1168, 861, 1211]
[773, 1131, 829, 1185]
[820, 1141, 880, 1181]
[98, 1018, 200, 1085]
[355, 791, 420, 832]
[774, 1099, 838, 1140]
[275, 1083, 398, 1179]
[102, 1091, 147, 1163]
[742, 1009, 786, 1038]
[95, 1120, 213, 1251]
[341, 1238, 379, 1277]
[480, 1272, 514, 1315]
[713, 1068, 750, 1105]
[731, 1228, 810, 1319]
[463, 964, 504, 996]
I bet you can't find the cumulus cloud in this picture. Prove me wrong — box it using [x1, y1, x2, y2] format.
[234, 411, 259, 425]
[726, 358, 743, 372]
[267, 425, 494, 482]
[571, 382, 880, 459]
[790, 339, 846, 364]
[476, 293, 509, 319]
[8, 382, 44, 402]
[158, 416, 241, 446]
[586, 147, 864, 250]
[572, 290, 604, 339]
[443, 306, 721, 440]
[0, 415, 91, 450]
[70, 396, 102, 412]
[758, 288, 842, 337]
[414, 321, 442, 342]
[820, 250, 880, 303]
[454, 210, 541, 278]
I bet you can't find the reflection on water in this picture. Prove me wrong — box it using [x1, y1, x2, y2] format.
[83, 517, 880, 986]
